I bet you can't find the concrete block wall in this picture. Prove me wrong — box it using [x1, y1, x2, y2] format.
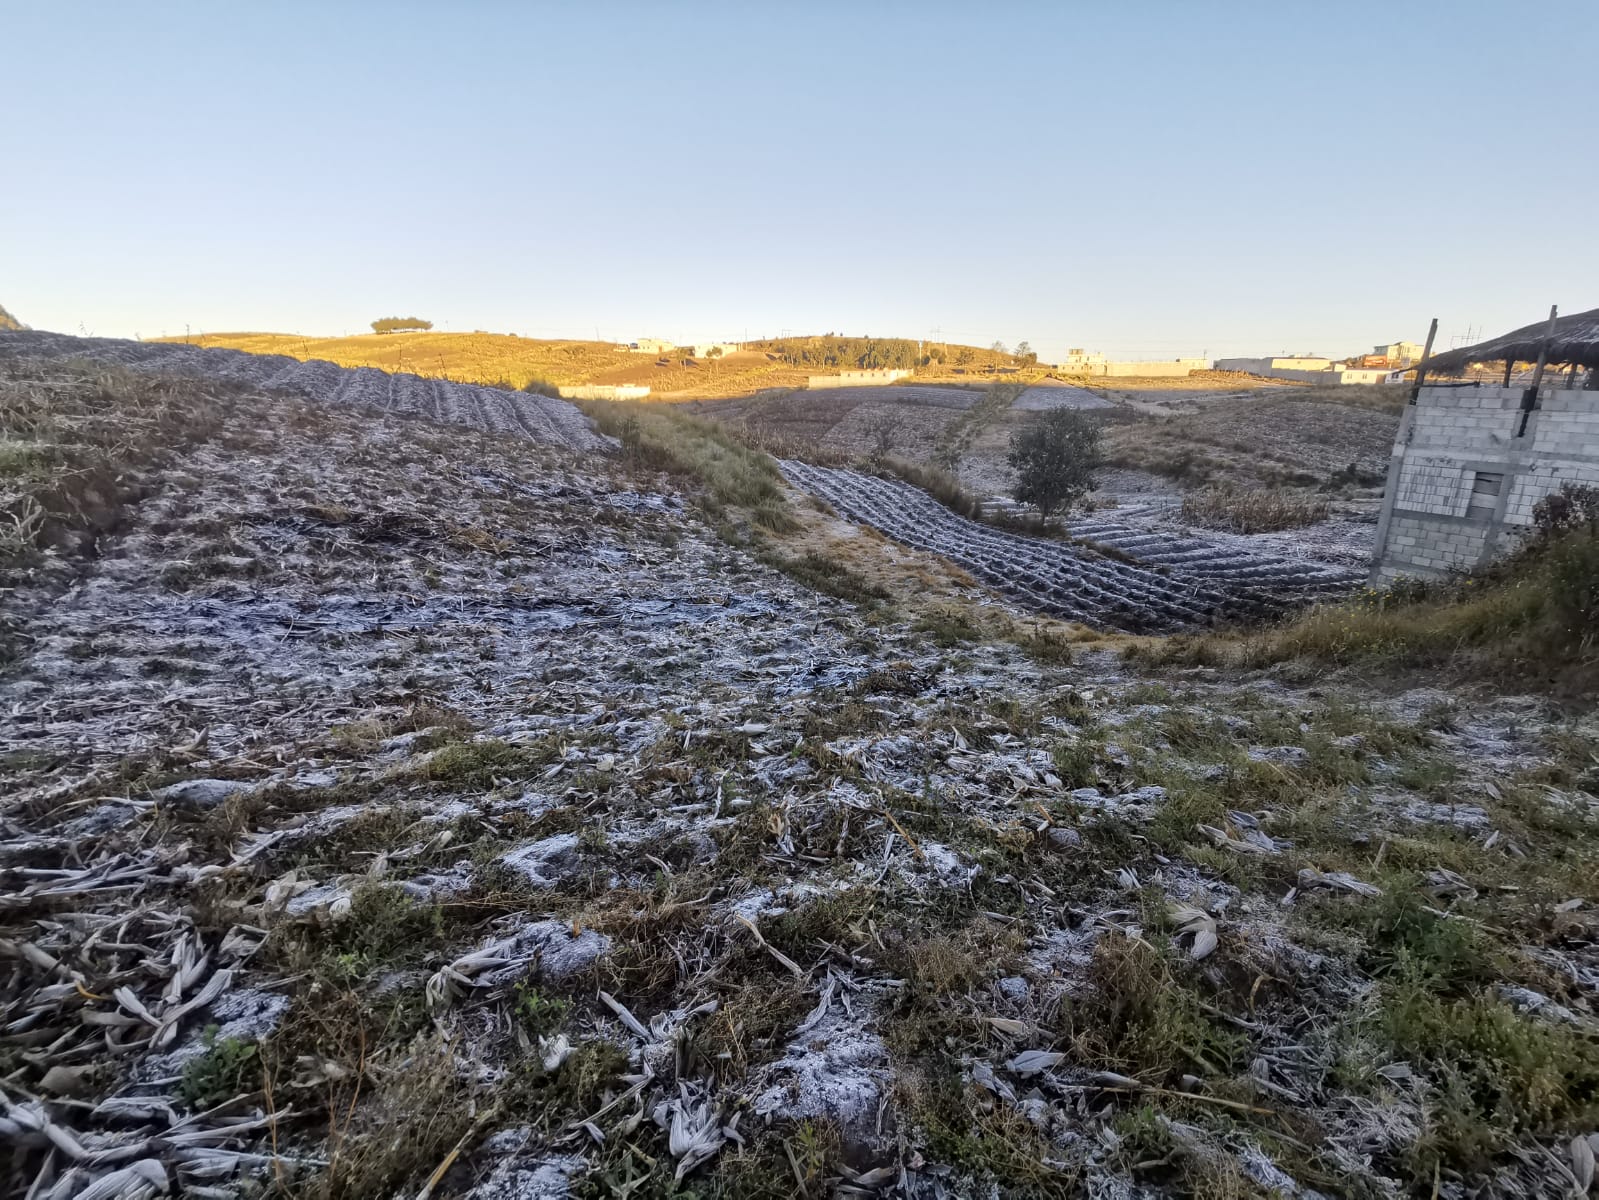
[807, 369, 913, 388]
[1370, 384, 1599, 582]
[1373, 514, 1492, 583]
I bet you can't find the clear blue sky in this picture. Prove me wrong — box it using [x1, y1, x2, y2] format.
[4, 1, 1594, 361]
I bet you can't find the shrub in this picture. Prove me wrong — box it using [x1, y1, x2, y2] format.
[179, 1027, 259, 1108]
[1008, 410, 1102, 519]
[1544, 521, 1599, 636]
[1530, 482, 1599, 535]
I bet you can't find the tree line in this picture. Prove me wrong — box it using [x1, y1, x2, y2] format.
[750, 336, 921, 371]
[371, 317, 433, 334]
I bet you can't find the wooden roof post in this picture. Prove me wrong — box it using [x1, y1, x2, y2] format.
[1409, 317, 1438, 405]
[1527, 304, 1559, 401]
[1517, 304, 1559, 437]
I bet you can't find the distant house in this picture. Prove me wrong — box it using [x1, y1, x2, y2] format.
[1376, 340, 1425, 365]
[688, 342, 739, 359]
[1057, 348, 1107, 371]
[1359, 342, 1426, 369]
[623, 338, 676, 355]
[1213, 355, 1334, 375]
[1371, 307, 1599, 583]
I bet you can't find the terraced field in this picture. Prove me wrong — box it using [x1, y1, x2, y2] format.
[782, 462, 1362, 631]
[0, 330, 604, 452]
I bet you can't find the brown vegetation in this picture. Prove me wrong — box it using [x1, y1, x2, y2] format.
[1180, 484, 1331, 533]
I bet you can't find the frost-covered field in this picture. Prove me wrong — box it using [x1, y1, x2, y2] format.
[2, 357, 1597, 1199]
[1, 330, 606, 453]
[781, 462, 1362, 631]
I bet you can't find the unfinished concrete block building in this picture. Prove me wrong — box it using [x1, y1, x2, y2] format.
[1371, 307, 1599, 582]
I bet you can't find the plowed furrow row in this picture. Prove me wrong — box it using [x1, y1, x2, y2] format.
[782, 462, 1360, 631]
[0, 331, 605, 453]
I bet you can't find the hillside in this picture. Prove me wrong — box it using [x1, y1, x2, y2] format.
[2, 337, 1596, 1200]
[0, 301, 25, 331]
[151, 330, 809, 397]
[153, 330, 1069, 400]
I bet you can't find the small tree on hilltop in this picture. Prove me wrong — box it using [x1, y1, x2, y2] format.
[1008, 409, 1102, 520]
[371, 316, 434, 334]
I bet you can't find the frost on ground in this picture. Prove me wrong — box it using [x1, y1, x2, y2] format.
[781, 461, 1360, 631]
[0, 328, 607, 452]
[2, 356, 1597, 1199]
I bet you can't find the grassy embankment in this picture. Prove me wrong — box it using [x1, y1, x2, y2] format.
[1134, 489, 1599, 694]
[583, 399, 1086, 664]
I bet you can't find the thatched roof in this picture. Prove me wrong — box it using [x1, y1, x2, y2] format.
[1424, 306, 1599, 372]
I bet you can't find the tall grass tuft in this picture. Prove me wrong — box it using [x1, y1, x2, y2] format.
[583, 400, 797, 531]
[1131, 492, 1599, 693]
[1180, 484, 1330, 533]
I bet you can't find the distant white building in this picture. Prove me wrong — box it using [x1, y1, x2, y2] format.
[1215, 353, 1406, 386]
[1057, 348, 1107, 371]
[1057, 348, 1206, 378]
[1374, 340, 1425, 366]
[1214, 355, 1334, 374]
[688, 342, 739, 359]
[622, 338, 676, 355]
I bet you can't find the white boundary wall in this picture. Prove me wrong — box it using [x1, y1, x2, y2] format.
[806, 369, 913, 388]
[557, 384, 651, 401]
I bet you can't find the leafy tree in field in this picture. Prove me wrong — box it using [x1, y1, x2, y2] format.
[1008, 409, 1102, 519]
[371, 316, 434, 334]
[990, 340, 1008, 355]
[862, 413, 903, 462]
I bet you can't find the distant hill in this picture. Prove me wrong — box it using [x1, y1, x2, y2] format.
[0, 302, 26, 331]
[153, 330, 1044, 400]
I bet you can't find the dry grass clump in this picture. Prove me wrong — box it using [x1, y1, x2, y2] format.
[1288, 382, 1409, 412]
[1180, 484, 1330, 533]
[0, 361, 229, 564]
[585, 399, 797, 532]
[1133, 499, 1599, 693]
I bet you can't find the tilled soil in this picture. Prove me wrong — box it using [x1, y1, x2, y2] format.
[0, 330, 607, 453]
[781, 462, 1362, 631]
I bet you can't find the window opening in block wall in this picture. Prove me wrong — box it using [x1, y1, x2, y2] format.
[1466, 471, 1503, 519]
